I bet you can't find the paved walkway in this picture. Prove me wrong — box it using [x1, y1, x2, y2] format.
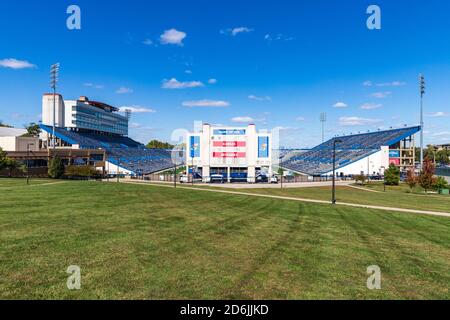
[119, 180, 450, 218]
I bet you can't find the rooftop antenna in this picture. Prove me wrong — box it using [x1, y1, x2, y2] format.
[320, 112, 327, 143]
[419, 73, 425, 170]
[50, 63, 60, 150]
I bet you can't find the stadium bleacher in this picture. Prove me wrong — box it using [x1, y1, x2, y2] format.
[282, 126, 421, 176]
[40, 125, 176, 174]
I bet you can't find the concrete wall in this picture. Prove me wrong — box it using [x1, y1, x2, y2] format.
[324, 147, 390, 176]
[0, 136, 39, 152]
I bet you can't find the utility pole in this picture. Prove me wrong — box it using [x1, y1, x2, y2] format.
[174, 164, 177, 188]
[419, 74, 425, 170]
[50, 63, 60, 150]
[26, 143, 35, 185]
[279, 155, 283, 189]
[320, 113, 327, 143]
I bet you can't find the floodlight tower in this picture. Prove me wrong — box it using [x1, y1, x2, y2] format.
[320, 112, 327, 143]
[50, 63, 60, 149]
[419, 74, 425, 170]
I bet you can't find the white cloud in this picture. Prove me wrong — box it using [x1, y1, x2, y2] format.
[333, 102, 348, 108]
[264, 34, 294, 41]
[248, 95, 271, 101]
[160, 29, 186, 46]
[0, 58, 36, 69]
[142, 39, 155, 46]
[231, 116, 255, 123]
[116, 87, 133, 94]
[84, 83, 104, 89]
[376, 81, 406, 87]
[363, 80, 373, 87]
[221, 27, 253, 36]
[339, 116, 382, 126]
[428, 112, 449, 117]
[162, 78, 204, 89]
[371, 91, 392, 98]
[182, 100, 230, 107]
[119, 106, 156, 113]
[432, 131, 450, 137]
[361, 103, 383, 110]
[296, 117, 306, 121]
[185, 70, 192, 74]
[208, 78, 217, 84]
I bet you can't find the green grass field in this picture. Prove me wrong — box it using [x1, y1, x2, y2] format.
[1, 178, 449, 299]
[199, 183, 450, 213]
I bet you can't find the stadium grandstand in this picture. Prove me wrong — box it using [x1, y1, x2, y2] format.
[39, 94, 177, 175]
[281, 126, 421, 177]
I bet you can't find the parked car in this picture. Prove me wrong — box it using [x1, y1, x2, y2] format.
[210, 174, 225, 183]
[270, 176, 279, 184]
[256, 174, 269, 183]
[179, 175, 189, 183]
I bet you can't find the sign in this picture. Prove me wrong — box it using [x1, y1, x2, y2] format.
[213, 141, 246, 147]
[190, 136, 200, 158]
[389, 158, 400, 165]
[213, 152, 246, 158]
[389, 150, 400, 158]
[258, 136, 269, 158]
[213, 129, 246, 136]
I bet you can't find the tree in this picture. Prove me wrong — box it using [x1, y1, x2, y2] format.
[0, 147, 9, 171]
[48, 155, 65, 179]
[23, 122, 41, 137]
[405, 167, 418, 191]
[384, 163, 400, 186]
[433, 176, 448, 193]
[146, 140, 174, 149]
[4, 158, 25, 177]
[0, 120, 12, 128]
[418, 157, 436, 193]
[436, 150, 450, 165]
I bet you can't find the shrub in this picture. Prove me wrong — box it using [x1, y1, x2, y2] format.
[419, 157, 436, 192]
[48, 155, 65, 179]
[384, 164, 400, 186]
[405, 167, 418, 190]
[433, 176, 448, 192]
[354, 174, 367, 185]
[65, 165, 100, 178]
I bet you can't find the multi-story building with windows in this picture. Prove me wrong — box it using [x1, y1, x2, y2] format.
[186, 123, 272, 183]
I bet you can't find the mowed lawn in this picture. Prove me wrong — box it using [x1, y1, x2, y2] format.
[0, 179, 449, 299]
[230, 183, 450, 213]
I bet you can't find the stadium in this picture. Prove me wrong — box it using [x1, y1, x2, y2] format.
[39, 94, 176, 176]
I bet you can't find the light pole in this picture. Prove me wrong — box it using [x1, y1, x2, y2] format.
[381, 166, 386, 192]
[26, 143, 35, 185]
[50, 63, 60, 150]
[116, 157, 120, 183]
[419, 74, 425, 170]
[174, 164, 177, 188]
[320, 113, 327, 143]
[332, 139, 342, 205]
[279, 155, 283, 189]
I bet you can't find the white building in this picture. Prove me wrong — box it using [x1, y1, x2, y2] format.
[0, 127, 39, 152]
[186, 124, 272, 183]
[42, 94, 128, 136]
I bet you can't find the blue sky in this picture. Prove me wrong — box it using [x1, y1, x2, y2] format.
[1, 0, 449, 147]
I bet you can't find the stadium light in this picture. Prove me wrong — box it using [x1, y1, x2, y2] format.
[50, 63, 60, 150]
[320, 113, 327, 143]
[419, 73, 425, 170]
[332, 139, 343, 205]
